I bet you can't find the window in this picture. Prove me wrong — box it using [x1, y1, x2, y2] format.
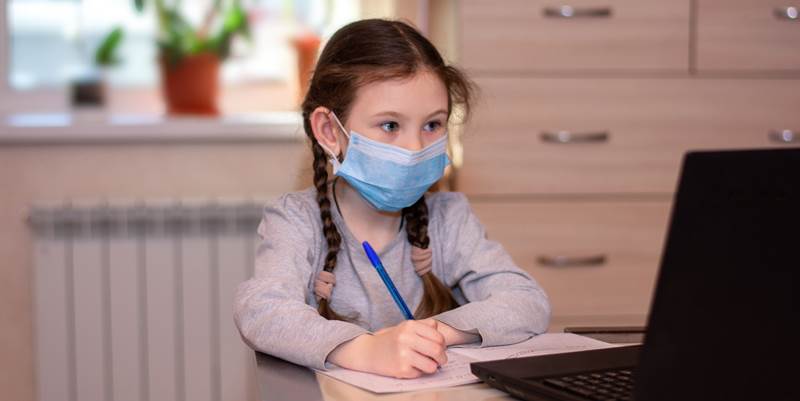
[5, 0, 364, 114]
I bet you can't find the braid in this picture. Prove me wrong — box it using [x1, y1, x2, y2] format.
[310, 138, 349, 321]
[404, 196, 458, 319]
[404, 196, 430, 248]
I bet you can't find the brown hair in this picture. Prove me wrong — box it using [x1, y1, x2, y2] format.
[301, 19, 475, 320]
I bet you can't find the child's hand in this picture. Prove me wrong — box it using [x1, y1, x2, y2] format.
[329, 319, 448, 379]
[367, 319, 448, 379]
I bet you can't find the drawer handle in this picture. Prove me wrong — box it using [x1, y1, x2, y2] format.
[537, 254, 607, 267]
[769, 129, 800, 144]
[541, 130, 610, 144]
[543, 6, 612, 18]
[774, 6, 799, 21]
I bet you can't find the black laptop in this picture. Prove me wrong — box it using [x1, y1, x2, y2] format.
[471, 149, 799, 401]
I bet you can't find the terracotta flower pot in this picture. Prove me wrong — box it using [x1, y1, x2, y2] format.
[160, 52, 220, 116]
[291, 33, 321, 105]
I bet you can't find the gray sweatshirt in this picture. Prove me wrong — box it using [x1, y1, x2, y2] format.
[234, 187, 550, 370]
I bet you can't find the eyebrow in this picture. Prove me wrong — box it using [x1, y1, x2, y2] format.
[371, 109, 448, 119]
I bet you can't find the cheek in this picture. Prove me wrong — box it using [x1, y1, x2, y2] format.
[359, 131, 395, 146]
[422, 131, 447, 147]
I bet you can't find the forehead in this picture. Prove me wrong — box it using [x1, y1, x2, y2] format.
[351, 70, 448, 117]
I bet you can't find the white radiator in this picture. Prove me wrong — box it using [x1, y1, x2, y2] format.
[30, 200, 264, 401]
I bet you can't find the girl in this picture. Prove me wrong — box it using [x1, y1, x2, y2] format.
[234, 19, 550, 379]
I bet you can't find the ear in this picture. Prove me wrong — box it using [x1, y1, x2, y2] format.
[310, 106, 346, 158]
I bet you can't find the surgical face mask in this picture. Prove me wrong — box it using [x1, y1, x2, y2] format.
[318, 112, 450, 212]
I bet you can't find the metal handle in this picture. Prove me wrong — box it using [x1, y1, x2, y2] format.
[540, 130, 610, 144]
[543, 6, 612, 18]
[769, 129, 800, 144]
[537, 254, 607, 267]
[774, 6, 799, 21]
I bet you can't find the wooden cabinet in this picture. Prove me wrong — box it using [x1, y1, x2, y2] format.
[459, 0, 690, 72]
[696, 0, 800, 72]
[453, 0, 800, 322]
[471, 200, 671, 317]
[459, 77, 800, 195]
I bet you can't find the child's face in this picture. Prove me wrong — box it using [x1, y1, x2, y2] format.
[345, 70, 449, 151]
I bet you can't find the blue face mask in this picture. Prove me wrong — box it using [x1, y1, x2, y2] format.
[319, 112, 450, 212]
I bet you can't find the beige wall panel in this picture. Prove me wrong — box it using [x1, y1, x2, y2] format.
[0, 140, 309, 401]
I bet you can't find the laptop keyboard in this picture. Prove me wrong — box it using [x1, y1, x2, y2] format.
[539, 369, 634, 401]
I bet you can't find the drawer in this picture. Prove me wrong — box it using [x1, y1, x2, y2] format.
[457, 78, 800, 195]
[697, 0, 800, 72]
[470, 200, 671, 317]
[458, 0, 690, 72]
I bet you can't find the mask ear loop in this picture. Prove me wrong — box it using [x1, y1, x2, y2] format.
[317, 111, 351, 172]
[316, 141, 339, 164]
[329, 111, 351, 142]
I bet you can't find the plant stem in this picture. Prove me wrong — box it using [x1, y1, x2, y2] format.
[154, 0, 169, 37]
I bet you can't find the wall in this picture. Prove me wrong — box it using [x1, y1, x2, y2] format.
[0, 140, 310, 401]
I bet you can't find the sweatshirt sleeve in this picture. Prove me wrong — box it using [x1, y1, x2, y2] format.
[233, 194, 368, 370]
[430, 193, 551, 346]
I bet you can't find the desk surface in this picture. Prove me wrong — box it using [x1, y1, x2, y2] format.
[255, 352, 515, 401]
[255, 315, 646, 401]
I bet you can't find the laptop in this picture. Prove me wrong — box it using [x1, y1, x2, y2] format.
[471, 148, 799, 401]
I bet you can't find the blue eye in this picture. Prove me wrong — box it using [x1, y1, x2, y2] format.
[380, 121, 399, 133]
[424, 120, 443, 132]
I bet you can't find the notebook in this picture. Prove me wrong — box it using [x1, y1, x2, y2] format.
[470, 148, 800, 401]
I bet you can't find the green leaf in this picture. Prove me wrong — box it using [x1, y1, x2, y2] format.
[133, 0, 145, 13]
[158, 40, 183, 67]
[150, 0, 250, 62]
[160, 8, 200, 56]
[95, 26, 125, 67]
[207, 3, 250, 60]
[223, 5, 245, 33]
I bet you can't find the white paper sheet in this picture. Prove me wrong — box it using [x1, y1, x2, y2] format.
[450, 332, 613, 361]
[315, 333, 614, 393]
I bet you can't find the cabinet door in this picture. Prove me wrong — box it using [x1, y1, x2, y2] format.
[458, 0, 690, 72]
[457, 77, 800, 195]
[697, 0, 800, 72]
[470, 200, 671, 318]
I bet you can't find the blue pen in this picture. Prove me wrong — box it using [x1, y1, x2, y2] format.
[362, 241, 414, 320]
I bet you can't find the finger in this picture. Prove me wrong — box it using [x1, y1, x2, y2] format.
[395, 364, 424, 379]
[413, 320, 446, 346]
[408, 349, 440, 375]
[410, 336, 448, 367]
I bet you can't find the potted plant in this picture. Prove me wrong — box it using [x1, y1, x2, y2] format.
[68, 26, 124, 111]
[100, 0, 250, 115]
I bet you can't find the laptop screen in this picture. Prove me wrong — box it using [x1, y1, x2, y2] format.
[635, 149, 799, 401]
